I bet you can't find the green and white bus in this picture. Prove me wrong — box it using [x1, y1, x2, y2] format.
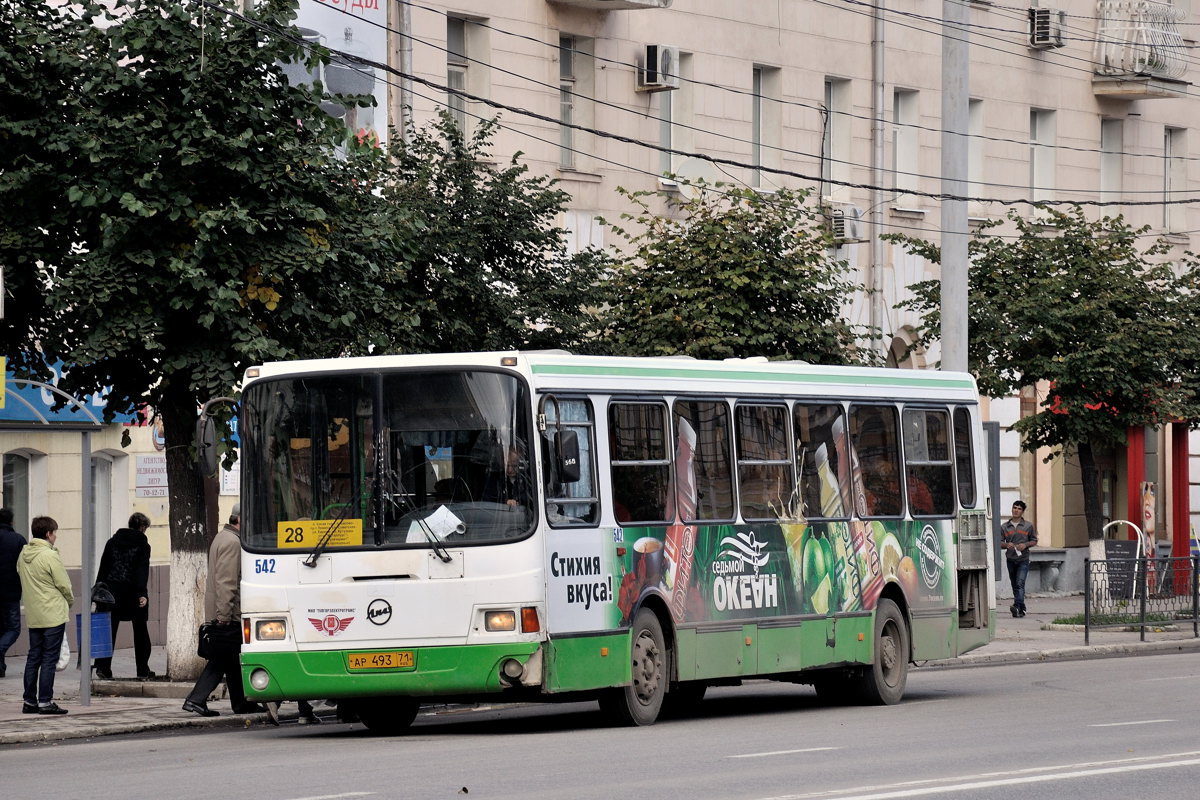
[232, 352, 994, 731]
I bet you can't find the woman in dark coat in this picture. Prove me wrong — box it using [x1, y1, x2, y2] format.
[93, 513, 153, 680]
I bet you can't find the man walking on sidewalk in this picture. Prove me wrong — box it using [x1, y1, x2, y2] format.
[182, 503, 263, 717]
[1002, 500, 1038, 618]
[0, 508, 26, 678]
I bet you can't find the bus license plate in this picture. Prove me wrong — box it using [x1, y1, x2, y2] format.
[347, 651, 414, 671]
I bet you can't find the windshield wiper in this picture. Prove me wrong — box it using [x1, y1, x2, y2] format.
[411, 513, 454, 564]
[303, 503, 353, 568]
[384, 465, 453, 564]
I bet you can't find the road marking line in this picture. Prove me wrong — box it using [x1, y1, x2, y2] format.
[1089, 719, 1173, 727]
[286, 794, 374, 800]
[758, 750, 1200, 800]
[731, 747, 839, 759]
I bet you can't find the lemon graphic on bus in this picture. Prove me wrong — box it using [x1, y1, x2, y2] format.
[802, 531, 836, 614]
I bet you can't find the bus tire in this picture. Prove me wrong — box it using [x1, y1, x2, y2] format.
[355, 696, 420, 735]
[857, 598, 909, 705]
[599, 608, 666, 726]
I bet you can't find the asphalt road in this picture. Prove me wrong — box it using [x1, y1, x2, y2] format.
[3, 653, 1198, 800]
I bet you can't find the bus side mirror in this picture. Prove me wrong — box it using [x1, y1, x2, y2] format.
[555, 430, 581, 484]
[195, 414, 219, 479]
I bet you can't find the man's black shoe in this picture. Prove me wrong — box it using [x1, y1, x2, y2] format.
[1019, 610, 1027, 617]
[95, 667, 113, 681]
[182, 699, 219, 717]
[0, 662, 6, 678]
[22, 703, 39, 714]
[137, 670, 156, 680]
[232, 702, 266, 714]
[37, 703, 68, 715]
[1010, 604, 1019, 618]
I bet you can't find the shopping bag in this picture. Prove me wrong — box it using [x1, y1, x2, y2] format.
[56, 636, 70, 672]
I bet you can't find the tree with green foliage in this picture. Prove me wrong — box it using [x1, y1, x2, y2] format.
[590, 183, 877, 364]
[4, 0, 603, 679]
[382, 114, 604, 353]
[2, 0, 421, 676]
[888, 207, 1197, 541]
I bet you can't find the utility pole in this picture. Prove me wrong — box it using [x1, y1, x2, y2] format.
[941, 1, 970, 373]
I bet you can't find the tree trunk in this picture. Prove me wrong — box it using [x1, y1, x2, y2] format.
[1078, 441, 1104, 541]
[161, 386, 211, 681]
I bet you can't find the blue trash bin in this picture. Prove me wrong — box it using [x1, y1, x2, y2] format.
[75, 612, 114, 659]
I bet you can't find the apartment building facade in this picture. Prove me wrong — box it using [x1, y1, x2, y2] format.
[4, 0, 1198, 590]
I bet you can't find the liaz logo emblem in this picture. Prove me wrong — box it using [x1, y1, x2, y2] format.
[367, 599, 392, 626]
[309, 615, 354, 636]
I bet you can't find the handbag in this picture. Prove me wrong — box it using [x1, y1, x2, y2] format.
[197, 620, 241, 660]
[56, 636, 71, 672]
[91, 581, 116, 611]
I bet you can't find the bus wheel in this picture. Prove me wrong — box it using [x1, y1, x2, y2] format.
[355, 697, 420, 735]
[599, 608, 666, 726]
[857, 598, 909, 705]
[661, 681, 707, 719]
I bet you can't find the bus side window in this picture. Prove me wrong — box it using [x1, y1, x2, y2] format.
[674, 400, 735, 522]
[902, 408, 955, 517]
[795, 404, 851, 519]
[609, 402, 672, 524]
[850, 405, 903, 517]
[542, 398, 599, 527]
[737, 404, 794, 521]
[953, 407, 977, 507]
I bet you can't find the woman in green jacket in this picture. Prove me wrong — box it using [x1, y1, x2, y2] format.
[16, 516, 73, 715]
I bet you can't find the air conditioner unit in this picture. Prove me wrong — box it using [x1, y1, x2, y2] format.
[1028, 8, 1065, 50]
[829, 205, 866, 244]
[637, 44, 680, 92]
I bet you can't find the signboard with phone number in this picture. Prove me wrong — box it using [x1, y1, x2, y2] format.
[277, 519, 364, 549]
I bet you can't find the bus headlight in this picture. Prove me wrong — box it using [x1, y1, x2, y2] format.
[484, 610, 516, 632]
[249, 669, 271, 691]
[256, 619, 287, 641]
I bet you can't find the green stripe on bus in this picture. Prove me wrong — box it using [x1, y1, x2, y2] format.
[530, 363, 975, 390]
[544, 632, 631, 693]
[241, 642, 541, 701]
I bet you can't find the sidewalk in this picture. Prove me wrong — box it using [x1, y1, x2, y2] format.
[2, 593, 1197, 745]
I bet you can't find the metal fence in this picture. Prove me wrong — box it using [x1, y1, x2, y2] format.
[1084, 556, 1200, 644]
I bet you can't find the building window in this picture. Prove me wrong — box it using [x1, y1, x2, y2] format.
[2, 453, 30, 533]
[1164, 126, 1186, 232]
[1030, 108, 1056, 206]
[752, 66, 782, 189]
[560, 36, 576, 169]
[968, 99, 983, 211]
[892, 89, 919, 207]
[659, 86, 673, 175]
[447, 18, 468, 133]
[91, 460, 112, 546]
[1100, 118, 1123, 203]
[821, 78, 850, 201]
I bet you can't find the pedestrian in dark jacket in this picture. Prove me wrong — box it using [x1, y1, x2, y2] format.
[93, 513, 154, 680]
[0, 508, 26, 678]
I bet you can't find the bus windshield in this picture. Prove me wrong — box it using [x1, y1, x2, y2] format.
[241, 369, 535, 551]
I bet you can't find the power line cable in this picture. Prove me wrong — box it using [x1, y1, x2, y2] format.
[385, 0, 1200, 173]
[203, 0, 1200, 209]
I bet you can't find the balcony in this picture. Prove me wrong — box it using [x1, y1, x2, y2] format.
[548, 0, 672, 9]
[1093, 0, 1189, 98]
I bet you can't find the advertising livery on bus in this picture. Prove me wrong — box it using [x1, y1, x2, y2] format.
[228, 352, 994, 732]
